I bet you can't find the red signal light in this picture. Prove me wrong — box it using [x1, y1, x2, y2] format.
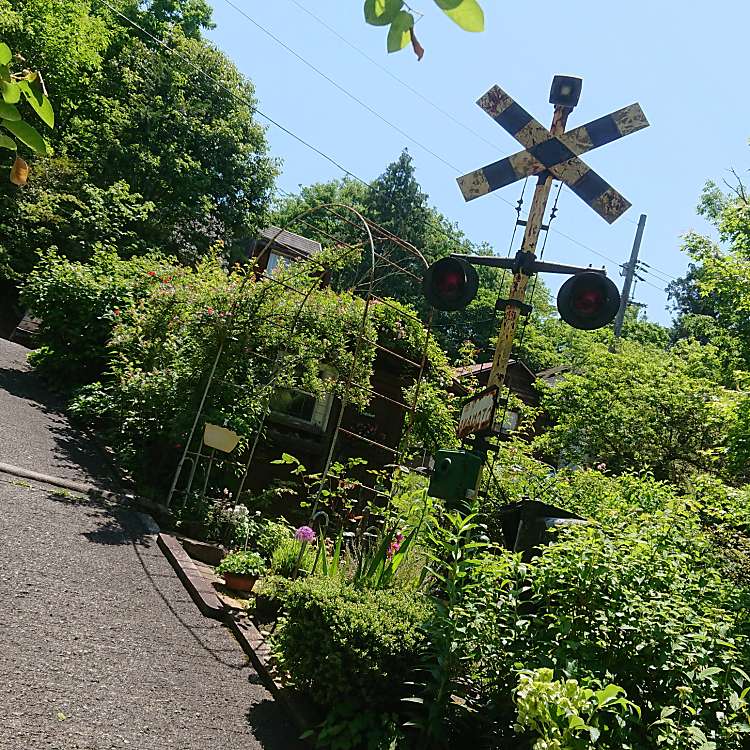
[557, 271, 620, 330]
[422, 257, 479, 311]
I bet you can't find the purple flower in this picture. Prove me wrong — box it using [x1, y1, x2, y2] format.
[294, 525, 315, 543]
[387, 532, 405, 561]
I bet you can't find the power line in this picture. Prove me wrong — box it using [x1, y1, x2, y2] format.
[98, 0, 363, 182]
[220, 0, 461, 174]
[283, 0, 501, 152]
[637, 260, 678, 282]
[214, 0, 662, 279]
[638, 277, 666, 293]
[97, 0, 518, 244]
[98, 0, 664, 288]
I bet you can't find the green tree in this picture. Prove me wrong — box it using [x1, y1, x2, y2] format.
[0, 0, 276, 282]
[669, 174, 750, 384]
[272, 150, 522, 361]
[534, 339, 738, 483]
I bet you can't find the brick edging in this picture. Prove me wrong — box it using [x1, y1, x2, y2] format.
[156, 533, 226, 619]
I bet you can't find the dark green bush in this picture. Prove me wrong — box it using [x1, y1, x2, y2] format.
[273, 577, 433, 713]
[452, 499, 750, 747]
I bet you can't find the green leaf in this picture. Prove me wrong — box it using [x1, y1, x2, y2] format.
[0, 43, 11, 66]
[387, 11, 414, 53]
[434, 0, 485, 32]
[698, 667, 723, 680]
[0, 101, 20, 121]
[19, 80, 54, 128]
[596, 683, 624, 706]
[2, 118, 46, 154]
[0, 134, 16, 150]
[364, 0, 403, 26]
[1, 80, 20, 104]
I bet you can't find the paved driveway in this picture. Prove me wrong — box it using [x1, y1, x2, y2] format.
[0, 340, 303, 749]
[0, 339, 114, 486]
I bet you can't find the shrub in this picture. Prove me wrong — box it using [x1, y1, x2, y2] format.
[254, 519, 293, 560]
[272, 577, 433, 714]
[457, 503, 750, 747]
[216, 550, 265, 577]
[172, 494, 252, 548]
[271, 537, 314, 578]
[21, 248, 176, 386]
[514, 668, 638, 750]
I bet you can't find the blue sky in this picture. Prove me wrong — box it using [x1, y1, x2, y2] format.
[206, 1, 749, 325]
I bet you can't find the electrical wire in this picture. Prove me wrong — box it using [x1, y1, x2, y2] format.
[220, 0, 461, 174]
[98, 0, 672, 292]
[283, 0, 502, 152]
[227, 3, 683, 289]
[223, 3, 683, 286]
[98, 0, 365, 182]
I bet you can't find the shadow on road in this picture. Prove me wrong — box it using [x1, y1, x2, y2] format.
[246, 700, 307, 750]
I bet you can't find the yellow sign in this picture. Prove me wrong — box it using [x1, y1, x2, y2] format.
[203, 423, 240, 453]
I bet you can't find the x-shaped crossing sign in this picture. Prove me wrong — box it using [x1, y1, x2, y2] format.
[457, 86, 649, 223]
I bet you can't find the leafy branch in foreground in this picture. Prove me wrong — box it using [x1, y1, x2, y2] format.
[0, 40, 54, 185]
[364, 0, 485, 60]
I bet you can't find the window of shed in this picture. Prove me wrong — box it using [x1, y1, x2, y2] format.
[270, 366, 337, 432]
[266, 252, 285, 273]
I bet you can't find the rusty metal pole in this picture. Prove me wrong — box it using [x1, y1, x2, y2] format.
[487, 104, 572, 391]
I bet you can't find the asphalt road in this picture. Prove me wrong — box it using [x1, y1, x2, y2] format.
[0, 339, 114, 486]
[0, 340, 304, 749]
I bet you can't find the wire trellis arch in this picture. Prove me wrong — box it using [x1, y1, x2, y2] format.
[165, 202, 435, 530]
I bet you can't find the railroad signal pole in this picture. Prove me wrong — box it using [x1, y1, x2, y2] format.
[451, 75, 649, 441]
[486, 101, 572, 389]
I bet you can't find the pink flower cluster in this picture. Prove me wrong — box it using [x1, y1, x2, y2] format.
[387, 532, 405, 561]
[294, 525, 315, 543]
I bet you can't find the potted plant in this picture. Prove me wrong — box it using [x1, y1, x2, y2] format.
[216, 550, 265, 592]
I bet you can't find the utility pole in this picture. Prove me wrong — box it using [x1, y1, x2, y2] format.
[613, 213, 647, 338]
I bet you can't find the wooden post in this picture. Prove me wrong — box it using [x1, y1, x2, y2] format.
[487, 104, 572, 390]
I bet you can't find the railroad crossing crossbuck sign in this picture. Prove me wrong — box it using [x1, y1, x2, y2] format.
[457, 85, 649, 223]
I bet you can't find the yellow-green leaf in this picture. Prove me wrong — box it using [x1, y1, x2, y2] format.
[387, 11, 414, 53]
[2, 118, 46, 154]
[0, 133, 16, 150]
[0, 43, 10, 66]
[19, 80, 54, 128]
[0, 101, 20, 121]
[1, 80, 20, 104]
[364, 0, 403, 26]
[434, 0, 485, 32]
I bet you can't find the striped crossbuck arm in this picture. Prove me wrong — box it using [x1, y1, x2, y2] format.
[457, 85, 649, 224]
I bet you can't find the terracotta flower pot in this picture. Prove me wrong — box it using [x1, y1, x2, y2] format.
[222, 572, 258, 593]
